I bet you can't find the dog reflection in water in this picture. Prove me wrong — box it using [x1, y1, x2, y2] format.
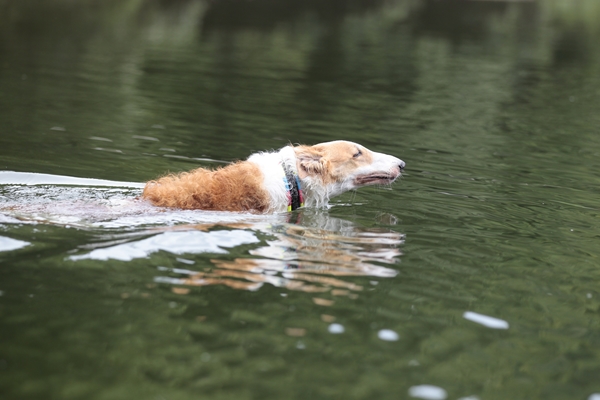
[155, 212, 404, 294]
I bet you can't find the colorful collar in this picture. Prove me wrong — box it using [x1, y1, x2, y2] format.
[282, 162, 304, 212]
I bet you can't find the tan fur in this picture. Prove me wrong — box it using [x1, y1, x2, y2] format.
[142, 162, 270, 212]
[294, 145, 329, 179]
[295, 142, 374, 183]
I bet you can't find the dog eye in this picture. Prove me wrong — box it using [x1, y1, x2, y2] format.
[353, 149, 362, 158]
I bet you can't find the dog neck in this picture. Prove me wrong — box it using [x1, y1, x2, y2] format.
[248, 146, 331, 212]
[280, 146, 330, 209]
[280, 153, 304, 212]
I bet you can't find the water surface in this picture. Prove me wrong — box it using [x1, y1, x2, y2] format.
[2, 0, 600, 399]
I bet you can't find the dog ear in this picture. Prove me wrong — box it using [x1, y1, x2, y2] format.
[296, 148, 325, 176]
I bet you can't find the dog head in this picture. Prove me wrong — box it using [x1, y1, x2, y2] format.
[294, 140, 405, 198]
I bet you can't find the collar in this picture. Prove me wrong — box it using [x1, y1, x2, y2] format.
[281, 156, 304, 212]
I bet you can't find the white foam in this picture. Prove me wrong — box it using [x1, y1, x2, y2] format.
[377, 329, 399, 341]
[0, 236, 30, 252]
[0, 171, 144, 188]
[69, 230, 259, 261]
[408, 385, 447, 400]
[463, 311, 509, 329]
[328, 323, 345, 334]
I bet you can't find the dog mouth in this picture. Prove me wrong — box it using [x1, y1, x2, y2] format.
[354, 172, 400, 186]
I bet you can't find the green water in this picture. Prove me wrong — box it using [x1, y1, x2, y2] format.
[2, 0, 600, 399]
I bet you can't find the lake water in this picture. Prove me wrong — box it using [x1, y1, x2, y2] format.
[1, 0, 600, 399]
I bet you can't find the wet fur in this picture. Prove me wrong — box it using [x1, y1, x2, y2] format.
[143, 162, 270, 212]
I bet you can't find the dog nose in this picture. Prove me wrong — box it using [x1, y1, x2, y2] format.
[399, 160, 406, 170]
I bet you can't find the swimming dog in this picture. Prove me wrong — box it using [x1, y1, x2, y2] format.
[142, 140, 405, 213]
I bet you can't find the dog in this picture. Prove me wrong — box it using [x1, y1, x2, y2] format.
[142, 140, 405, 213]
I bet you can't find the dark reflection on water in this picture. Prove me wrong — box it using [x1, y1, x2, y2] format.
[2, 0, 600, 399]
[201, 0, 386, 32]
[414, 0, 538, 43]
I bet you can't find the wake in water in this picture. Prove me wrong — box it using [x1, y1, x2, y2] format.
[0, 171, 404, 293]
[0, 171, 276, 228]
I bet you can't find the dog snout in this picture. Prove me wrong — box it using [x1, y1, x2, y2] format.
[399, 160, 406, 170]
